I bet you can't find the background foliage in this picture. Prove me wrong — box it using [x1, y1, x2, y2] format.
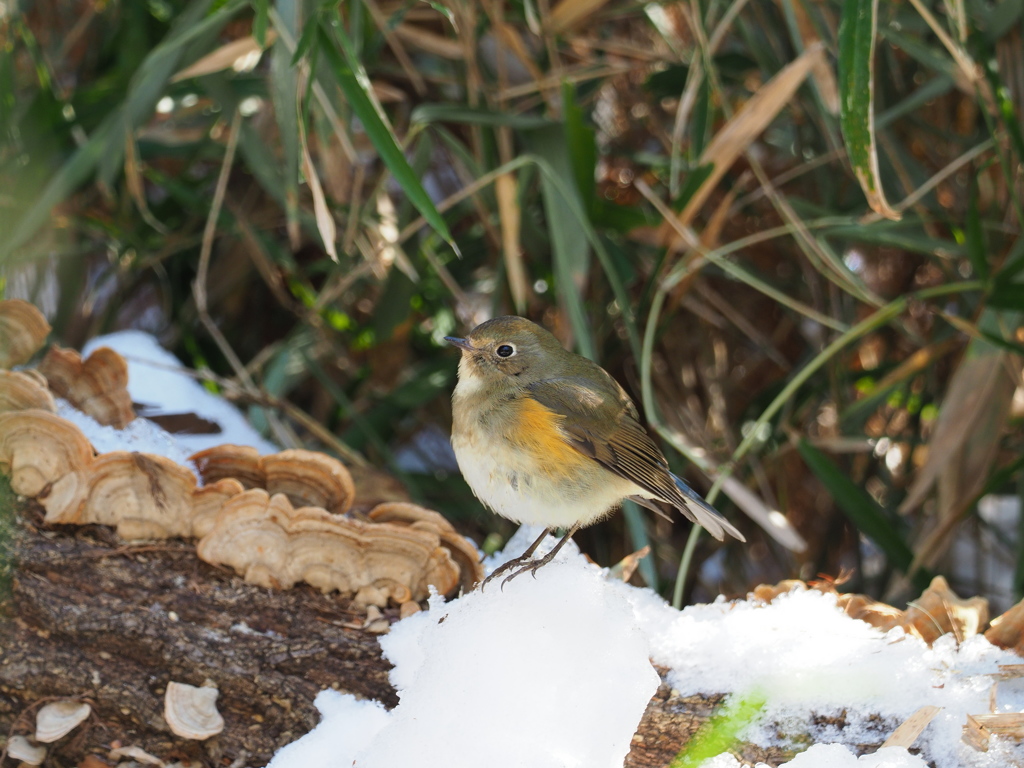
[1, 0, 1022, 609]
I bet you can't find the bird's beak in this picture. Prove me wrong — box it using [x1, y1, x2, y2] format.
[444, 336, 474, 352]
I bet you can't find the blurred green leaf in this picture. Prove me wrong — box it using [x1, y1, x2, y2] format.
[798, 438, 927, 590]
[621, 499, 658, 590]
[252, 0, 269, 46]
[562, 82, 597, 220]
[824, 223, 966, 257]
[987, 281, 1024, 310]
[0, 0, 245, 260]
[412, 104, 553, 130]
[674, 163, 714, 211]
[670, 693, 766, 768]
[966, 177, 989, 281]
[271, 0, 302, 249]
[524, 125, 594, 359]
[839, 0, 899, 219]
[317, 21, 455, 249]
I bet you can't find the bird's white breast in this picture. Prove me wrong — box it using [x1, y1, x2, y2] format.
[451, 374, 633, 529]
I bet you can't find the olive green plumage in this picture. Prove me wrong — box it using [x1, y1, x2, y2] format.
[447, 316, 743, 586]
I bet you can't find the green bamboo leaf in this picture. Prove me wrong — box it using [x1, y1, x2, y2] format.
[839, 0, 901, 220]
[271, 0, 302, 250]
[987, 282, 1024, 310]
[252, 0, 269, 46]
[823, 223, 965, 257]
[562, 82, 596, 220]
[317, 22, 455, 250]
[966, 177, 989, 281]
[0, 0, 245, 261]
[411, 104, 554, 130]
[798, 438, 928, 590]
[998, 236, 1024, 280]
[523, 124, 593, 360]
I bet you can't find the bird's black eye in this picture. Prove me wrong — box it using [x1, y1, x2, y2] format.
[496, 344, 516, 358]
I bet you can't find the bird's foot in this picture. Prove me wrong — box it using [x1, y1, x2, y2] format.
[500, 547, 560, 588]
[480, 553, 535, 591]
[478, 527, 554, 592]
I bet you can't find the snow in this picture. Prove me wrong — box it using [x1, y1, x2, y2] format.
[55, 398, 196, 466]
[267, 537, 1024, 768]
[82, 330, 278, 455]
[268, 545, 659, 768]
[704, 744, 929, 767]
[619, 583, 1024, 767]
[32, 331, 1024, 768]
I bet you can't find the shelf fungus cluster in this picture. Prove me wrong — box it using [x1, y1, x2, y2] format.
[39, 344, 136, 428]
[0, 411, 482, 603]
[0, 298, 50, 369]
[164, 682, 225, 741]
[196, 490, 479, 605]
[3, 699, 93, 766]
[190, 444, 356, 515]
[0, 370, 57, 414]
[0, 298, 482, 611]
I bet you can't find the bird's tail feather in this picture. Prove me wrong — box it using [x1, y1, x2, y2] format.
[671, 473, 746, 542]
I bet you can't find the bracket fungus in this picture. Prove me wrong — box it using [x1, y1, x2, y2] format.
[0, 409, 95, 496]
[188, 444, 263, 487]
[0, 298, 50, 369]
[189, 445, 355, 515]
[369, 502, 484, 591]
[39, 345, 135, 428]
[5, 735, 46, 766]
[41, 451, 199, 539]
[196, 489, 461, 602]
[190, 477, 246, 538]
[0, 370, 57, 414]
[164, 682, 225, 740]
[262, 449, 356, 515]
[35, 700, 92, 743]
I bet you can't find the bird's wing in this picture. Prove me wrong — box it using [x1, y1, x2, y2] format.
[525, 377, 682, 504]
[526, 377, 744, 542]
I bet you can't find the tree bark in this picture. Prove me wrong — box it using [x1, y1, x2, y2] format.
[0, 503, 788, 767]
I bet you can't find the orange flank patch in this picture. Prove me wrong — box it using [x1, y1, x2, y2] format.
[505, 397, 591, 474]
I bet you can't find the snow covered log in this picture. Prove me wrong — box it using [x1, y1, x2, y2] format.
[0, 501, 764, 768]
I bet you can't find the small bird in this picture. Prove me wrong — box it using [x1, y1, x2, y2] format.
[446, 316, 744, 588]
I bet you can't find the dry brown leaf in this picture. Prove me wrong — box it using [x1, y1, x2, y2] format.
[548, 0, 613, 33]
[901, 337, 1016, 517]
[496, 172, 528, 313]
[298, 100, 338, 262]
[672, 42, 826, 233]
[492, 21, 546, 87]
[905, 575, 989, 644]
[752, 575, 988, 647]
[124, 133, 168, 234]
[963, 713, 1024, 751]
[720, 475, 807, 552]
[607, 546, 651, 583]
[985, 599, 1024, 655]
[779, 0, 839, 114]
[371, 80, 408, 103]
[172, 33, 275, 82]
[882, 705, 942, 748]
[394, 24, 464, 60]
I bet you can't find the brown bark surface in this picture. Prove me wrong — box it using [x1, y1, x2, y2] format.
[0, 502, 788, 767]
